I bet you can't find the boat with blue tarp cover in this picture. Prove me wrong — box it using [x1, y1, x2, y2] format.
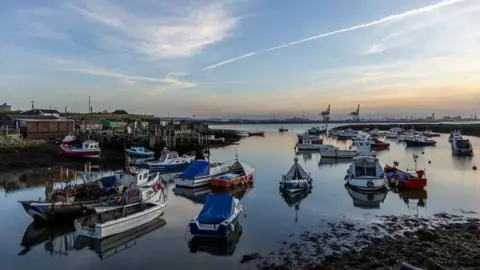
[280, 157, 312, 194]
[188, 194, 242, 238]
[125, 147, 155, 157]
[174, 160, 230, 188]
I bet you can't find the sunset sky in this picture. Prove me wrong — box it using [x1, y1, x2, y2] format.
[1, 0, 479, 119]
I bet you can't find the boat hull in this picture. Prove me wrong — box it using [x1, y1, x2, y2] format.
[125, 151, 155, 157]
[189, 201, 242, 238]
[60, 145, 101, 159]
[147, 161, 191, 171]
[211, 174, 253, 188]
[296, 144, 329, 150]
[74, 202, 167, 239]
[346, 177, 387, 192]
[174, 174, 219, 188]
[279, 181, 312, 194]
[405, 140, 436, 147]
[247, 132, 265, 136]
[19, 200, 93, 222]
[384, 165, 427, 189]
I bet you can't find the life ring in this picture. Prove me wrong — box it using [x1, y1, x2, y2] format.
[367, 180, 374, 188]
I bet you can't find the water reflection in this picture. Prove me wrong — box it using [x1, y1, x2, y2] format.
[19, 222, 76, 256]
[188, 221, 243, 256]
[391, 188, 428, 209]
[451, 155, 475, 170]
[279, 189, 312, 224]
[295, 150, 314, 164]
[344, 184, 388, 209]
[173, 185, 254, 205]
[318, 158, 351, 167]
[74, 218, 167, 260]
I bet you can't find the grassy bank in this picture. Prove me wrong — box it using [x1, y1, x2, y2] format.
[339, 123, 480, 137]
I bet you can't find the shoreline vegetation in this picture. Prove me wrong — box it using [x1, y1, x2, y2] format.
[243, 212, 480, 269]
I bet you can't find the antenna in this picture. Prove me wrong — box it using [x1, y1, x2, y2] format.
[88, 96, 91, 114]
[30, 101, 35, 110]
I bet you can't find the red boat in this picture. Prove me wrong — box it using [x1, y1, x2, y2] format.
[61, 135, 76, 144]
[421, 130, 440, 137]
[211, 157, 254, 188]
[247, 131, 265, 136]
[371, 138, 390, 150]
[384, 157, 426, 189]
[60, 140, 101, 159]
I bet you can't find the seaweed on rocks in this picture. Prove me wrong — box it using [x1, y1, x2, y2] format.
[246, 213, 480, 270]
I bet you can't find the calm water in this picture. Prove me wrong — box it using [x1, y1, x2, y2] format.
[1, 123, 479, 270]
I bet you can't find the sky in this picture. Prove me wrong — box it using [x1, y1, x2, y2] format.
[1, 0, 480, 119]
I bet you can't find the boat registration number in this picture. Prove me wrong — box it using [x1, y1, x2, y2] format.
[199, 223, 216, 229]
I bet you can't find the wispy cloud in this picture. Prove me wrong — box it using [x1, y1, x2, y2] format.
[361, 44, 386, 55]
[65, 0, 240, 59]
[203, 0, 467, 70]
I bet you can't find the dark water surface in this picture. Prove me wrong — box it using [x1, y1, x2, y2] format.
[1, 124, 479, 270]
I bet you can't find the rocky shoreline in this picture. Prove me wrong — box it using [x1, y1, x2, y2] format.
[242, 213, 480, 270]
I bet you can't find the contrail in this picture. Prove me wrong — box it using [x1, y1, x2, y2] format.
[203, 0, 466, 70]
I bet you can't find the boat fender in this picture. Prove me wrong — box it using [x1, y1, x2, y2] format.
[229, 223, 235, 232]
[367, 180, 373, 188]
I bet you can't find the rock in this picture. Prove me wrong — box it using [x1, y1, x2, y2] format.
[240, 252, 262, 263]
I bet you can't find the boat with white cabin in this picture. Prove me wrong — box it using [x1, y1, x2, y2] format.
[449, 130, 462, 142]
[404, 134, 437, 147]
[336, 129, 358, 140]
[345, 156, 386, 191]
[61, 135, 76, 144]
[397, 129, 417, 141]
[174, 160, 230, 188]
[60, 140, 101, 159]
[385, 127, 403, 139]
[145, 148, 195, 171]
[74, 188, 167, 239]
[280, 157, 312, 194]
[319, 140, 376, 158]
[451, 136, 474, 155]
[296, 136, 329, 150]
[369, 128, 386, 137]
[308, 125, 327, 135]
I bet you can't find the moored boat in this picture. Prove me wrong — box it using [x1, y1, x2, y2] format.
[449, 130, 462, 142]
[60, 140, 101, 159]
[320, 140, 376, 158]
[336, 128, 358, 140]
[308, 126, 327, 135]
[174, 160, 230, 188]
[144, 148, 194, 171]
[208, 135, 226, 144]
[74, 191, 167, 239]
[296, 136, 329, 150]
[279, 127, 288, 132]
[397, 129, 416, 141]
[451, 135, 474, 156]
[247, 131, 265, 136]
[280, 157, 312, 194]
[188, 194, 242, 238]
[384, 157, 427, 190]
[345, 155, 386, 191]
[125, 147, 155, 157]
[421, 130, 440, 138]
[61, 135, 76, 144]
[369, 128, 386, 137]
[211, 156, 254, 188]
[371, 138, 390, 150]
[404, 134, 436, 147]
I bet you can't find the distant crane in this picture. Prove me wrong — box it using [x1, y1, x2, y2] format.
[320, 104, 331, 122]
[349, 104, 360, 122]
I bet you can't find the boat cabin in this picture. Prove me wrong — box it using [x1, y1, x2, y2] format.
[82, 140, 100, 149]
[454, 138, 471, 149]
[351, 156, 382, 178]
[111, 167, 151, 188]
[158, 149, 180, 162]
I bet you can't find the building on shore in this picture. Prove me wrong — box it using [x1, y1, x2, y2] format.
[0, 103, 11, 112]
[1, 115, 74, 139]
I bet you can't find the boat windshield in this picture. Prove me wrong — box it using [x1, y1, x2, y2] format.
[354, 159, 377, 177]
[456, 140, 471, 148]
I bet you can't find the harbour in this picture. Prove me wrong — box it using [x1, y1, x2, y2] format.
[1, 123, 479, 269]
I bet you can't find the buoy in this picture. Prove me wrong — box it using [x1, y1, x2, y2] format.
[428, 160, 431, 164]
[422, 151, 425, 154]
[473, 164, 477, 171]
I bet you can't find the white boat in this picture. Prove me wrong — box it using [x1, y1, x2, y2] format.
[60, 140, 101, 159]
[397, 129, 416, 141]
[449, 130, 462, 142]
[319, 140, 376, 158]
[369, 128, 386, 136]
[174, 160, 230, 188]
[451, 136, 474, 155]
[280, 157, 312, 194]
[109, 167, 160, 188]
[385, 127, 403, 139]
[308, 126, 327, 135]
[145, 148, 194, 171]
[345, 156, 386, 191]
[352, 133, 370, 143]
[296, 137, 329, 150]
[74, 190, 167, 239]
[336, 128, 358, 140]
[405, 134, 437, 147]
[89, 185, 164, 213]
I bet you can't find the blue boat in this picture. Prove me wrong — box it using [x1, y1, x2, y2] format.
[125, 147, 155, 157]
[280, 157, 313, 194]
[189, 194, 242, 238]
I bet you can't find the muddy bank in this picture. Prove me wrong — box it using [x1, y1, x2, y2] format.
[244, 213, 480, 269]
[339, 123, 480, 137]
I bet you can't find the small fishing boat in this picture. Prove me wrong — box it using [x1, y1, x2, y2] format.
[351, 133, 370, 143]
[320, 140, 376, 158]
[451, 135, 474, 156]
[125, 147, 155, 157]
[345, 155, 386, 191]
[449, 130, 462, 142]
[384, 156, 427, 190]
[421, 130, 440, 138]
[188, 194, 242, 238]
[404, 134, 436, 147]
[369, 128, 386, 137]
[211, 155, 254, 188]
[336, 129, 358, 140]
[208, 135, 226, 144]
[296, 137, 329, 150]
[280, 157, 312, 194]
[74, 189, 167, 239]
[397, 129, 416, 141]
[61, 135, 76, 144]
[279, 127, 288, 132]
[296, 132, 309, 139]
[385, 127, 404, 138]
[371, 138, 390, 150]
[308, 126, 327, 135]
[60, 140, 101, 159]
[344, 184, 388, 209]
[145, 148, 194, 171]
[174, 160, 230, 188]
[247, 131, 265, 136]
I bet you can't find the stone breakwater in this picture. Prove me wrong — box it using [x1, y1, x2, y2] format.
[338, 123, 480, 137]
[241, 213, 480, 270]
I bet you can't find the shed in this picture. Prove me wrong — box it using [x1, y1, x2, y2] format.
[100, 118, 126, 128]
[13, 118, 74, 139]
[2, 115, 59, 129]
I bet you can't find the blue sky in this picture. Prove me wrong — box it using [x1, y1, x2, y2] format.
[1, 0, 480, 119]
